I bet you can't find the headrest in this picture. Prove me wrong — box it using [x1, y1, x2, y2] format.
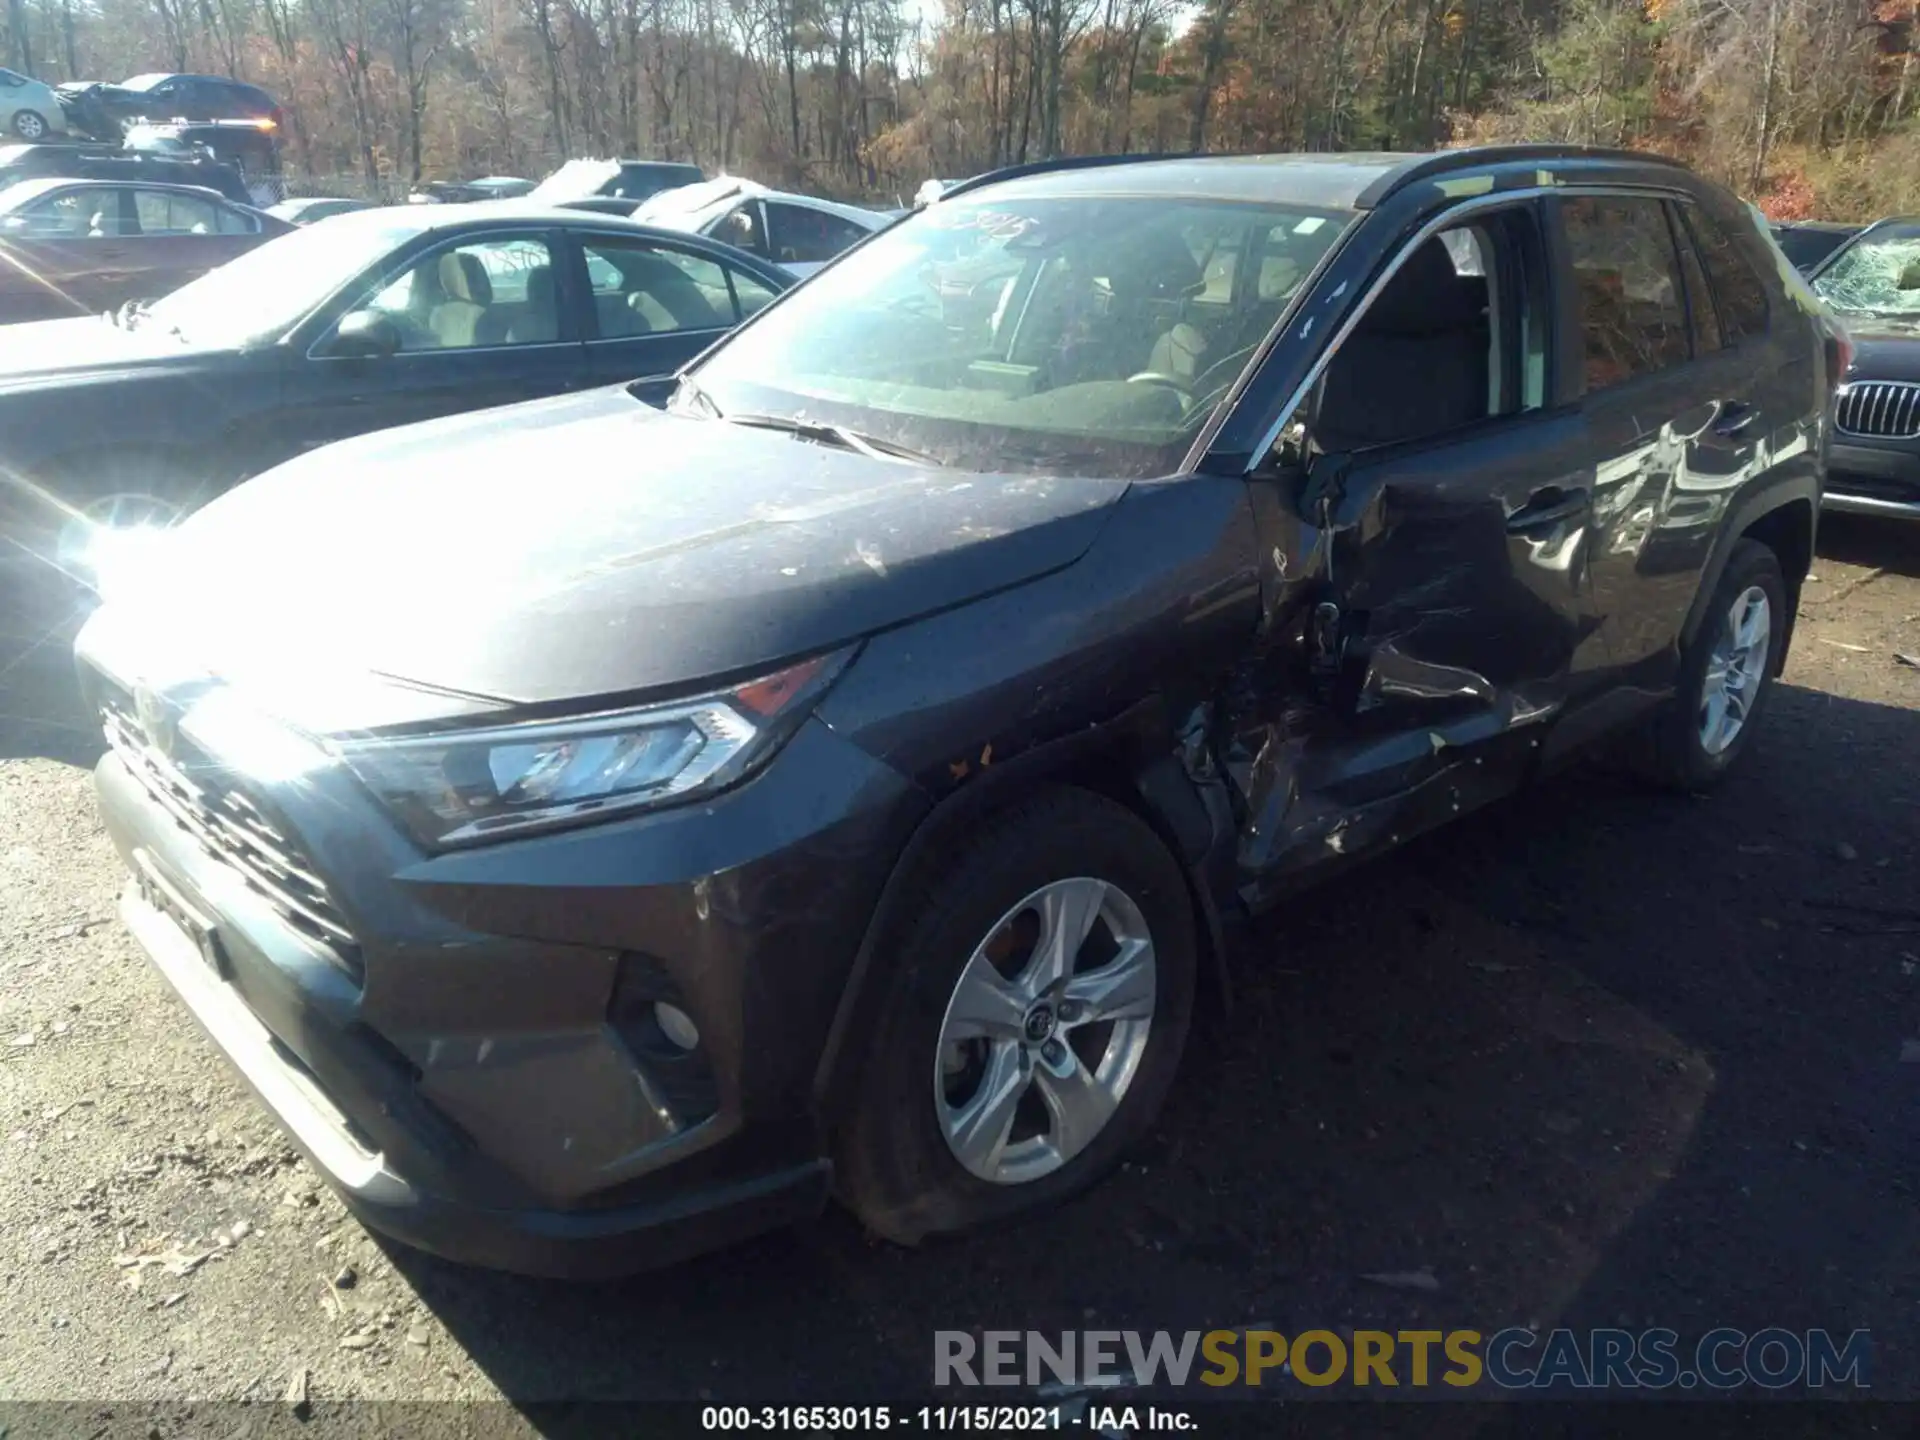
[523, 264, 554, 306]
[438, 250, 492, 306]
[1361, 238, 1486, 335]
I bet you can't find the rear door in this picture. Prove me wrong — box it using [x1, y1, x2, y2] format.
[565, 230, 780, 389]
[268, 228, 587, 461]
[126, 188, 264, 299]
[1551, 192, 1778, 690]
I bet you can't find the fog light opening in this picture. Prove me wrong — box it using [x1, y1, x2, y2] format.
[653, 1001, 700, 1051]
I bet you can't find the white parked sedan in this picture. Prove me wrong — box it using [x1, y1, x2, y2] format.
[634, 176, 888, 277]
[0, 68, 67, 141]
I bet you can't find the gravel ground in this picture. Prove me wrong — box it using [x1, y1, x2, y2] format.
[0, 516, 1916, 1415]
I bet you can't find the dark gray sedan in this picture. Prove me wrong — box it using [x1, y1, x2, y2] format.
[0, 203, 793, 546]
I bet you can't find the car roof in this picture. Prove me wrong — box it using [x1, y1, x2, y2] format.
[0, 175, 232, 207]
[640, 175, 885, 226]
[317, 200, 799, 248]
[942, 145, 1697, 213]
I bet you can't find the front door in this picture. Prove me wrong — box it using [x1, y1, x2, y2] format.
[1237, 203, 1601, 897]
[0, 184, 137, 319]
[269, 230, 586, 463]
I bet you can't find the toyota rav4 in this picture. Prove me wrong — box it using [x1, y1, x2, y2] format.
[77, 146, 1834, 1276]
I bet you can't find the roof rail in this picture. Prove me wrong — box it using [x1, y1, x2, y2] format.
[938, 151, 1205, 203]
[1356, 143, 1689, 207]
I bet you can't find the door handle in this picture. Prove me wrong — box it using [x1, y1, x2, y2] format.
[1506, 486, 1591, 534]
[1713, 401, 1756, 437]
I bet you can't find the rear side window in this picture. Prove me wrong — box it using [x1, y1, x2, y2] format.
[1683, 204, 1770, 342]
[1559, 195, 1690, 393]
[765, 203, 868, 265]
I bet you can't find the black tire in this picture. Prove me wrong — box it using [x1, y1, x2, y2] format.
[11, 109, 47, 140]
[1630, 538, 1787, 792]
[833, 787, 1198, 1245]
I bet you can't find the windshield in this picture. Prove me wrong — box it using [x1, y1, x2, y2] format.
[688, 192, 1353, 477]
[1812, 224, 1920, 318]
[144, 217, 420, 346]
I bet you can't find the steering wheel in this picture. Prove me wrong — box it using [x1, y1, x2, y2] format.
[1125, 371, 1194, 406]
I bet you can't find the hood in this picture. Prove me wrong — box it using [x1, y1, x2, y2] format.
[0, 315, 214, 385]
[107, 386, 1128, 722]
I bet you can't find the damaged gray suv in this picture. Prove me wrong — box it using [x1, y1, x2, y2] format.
[78, 146, 1834, 1276]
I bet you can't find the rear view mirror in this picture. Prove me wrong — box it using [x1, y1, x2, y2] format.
[329, 310, 400, 359]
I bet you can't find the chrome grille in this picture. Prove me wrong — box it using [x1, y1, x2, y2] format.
[1835, 381, 1920, 439]
[100, 689, 362, 982]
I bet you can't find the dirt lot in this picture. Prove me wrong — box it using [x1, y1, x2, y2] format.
[1, 517, 1916, 1416]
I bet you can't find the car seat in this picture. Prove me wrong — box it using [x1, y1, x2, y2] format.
[1313, 237, 1490, 452]
[500, 264, 558, 344]
[427, 251, 492, 348]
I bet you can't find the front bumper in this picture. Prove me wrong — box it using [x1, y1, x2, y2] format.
[1827, 440, 1920, 520]
[87, 671, 928, 1277]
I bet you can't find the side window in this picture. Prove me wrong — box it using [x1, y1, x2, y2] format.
[711, 202, 767, 258]
[134, 189, 220, 235]
[214, 203, 258, 235]
[1559, 195, 1690, 393]
[355, 235, 558, 351]
[1671, 205, 1724, 354]
[729, 267, 780, 319]
[1312, 210, 1547, 453]
[12, 187, 125, 238]
[765, 203, 868, 265]
[1682, 204, 1770, 343]
[582, 236, 732, 338]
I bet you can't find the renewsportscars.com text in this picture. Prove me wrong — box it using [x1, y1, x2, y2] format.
[935, 1327, 1870, 1391]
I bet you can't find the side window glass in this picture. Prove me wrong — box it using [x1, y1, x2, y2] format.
[69, 188, 127, 237]
[1560, 195, 1690, 393]
[1671, 207, 1724, 354]
[1683, 204, 1770, 342]
[1313, 220, 1524, 452]
[354, 235, 558, 351]
[135, 189, 219, 234]
[582, 237, 731, 338]
[766, 203, 866, 265]
[712, 203, 767, 258]
[730, 267, 780, 319]
[8, 189, 113, 237]
[214, 204, 257, 235]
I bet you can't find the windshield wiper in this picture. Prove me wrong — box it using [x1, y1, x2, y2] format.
[722, 411, 942, 467]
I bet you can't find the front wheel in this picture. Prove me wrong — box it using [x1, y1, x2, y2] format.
[833, 789, 1197, 1244]
[11, 109, 48, 140]
[1631, 538, 1787, 791]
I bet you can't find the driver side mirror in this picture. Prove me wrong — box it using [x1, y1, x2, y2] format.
[1254, 419, 1310, 479]
[327, 310, 400, 359]
[1897, 258, 1920, 291]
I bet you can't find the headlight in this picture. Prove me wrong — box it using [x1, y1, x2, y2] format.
[335, 650, 850, 849]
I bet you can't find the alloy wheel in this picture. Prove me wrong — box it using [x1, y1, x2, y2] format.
[13, 111, 45, 140]
[934, 877, 1156, 1186]
[1699, 583, 1771, 756]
